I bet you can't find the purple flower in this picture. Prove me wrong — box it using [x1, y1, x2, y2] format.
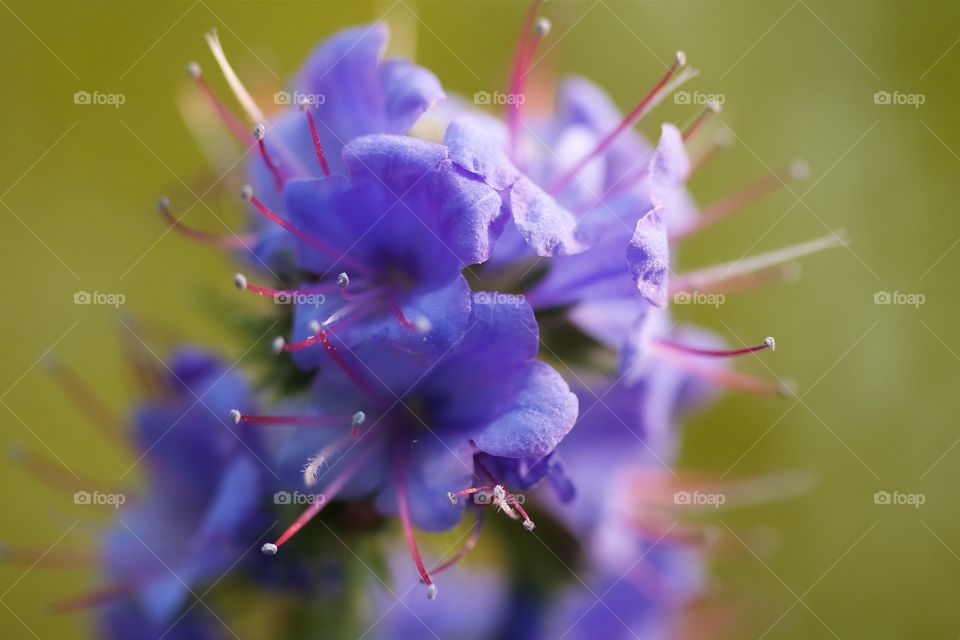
[261, 133, 505, 361]
[33, 348, 271, 636]
[254, 295, 578, 596]
[102, 349, 268, 624]
[247, 23, 444, 265]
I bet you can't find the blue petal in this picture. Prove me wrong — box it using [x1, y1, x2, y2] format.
[344, 134, 507, 265]
[473, 361, 579, 458]
[510, 176, 587, 256]
[284, 136, 504, 281]
[294, 23, 444, 165]
[443, 115, 519, 191]
[647, 123, 690, 205]
[374, 438, 474, 532]
[627, 207, 669, 307]
[527, 236, 636, 309]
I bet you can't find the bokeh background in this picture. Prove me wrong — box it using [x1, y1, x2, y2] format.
[1, 0, 958, 638]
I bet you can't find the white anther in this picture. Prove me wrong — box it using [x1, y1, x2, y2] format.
[233, 273, 247, 290]
[764, 336, 776, 351]
[261, 543, 278, 555]
[789, 159, 810, 180]
[272, 336, 286, 354]
[414, 316, 432, 334]
[229, 409, 241, 424]
[240, 184, 254, 201]
[534, 17, 551, 37]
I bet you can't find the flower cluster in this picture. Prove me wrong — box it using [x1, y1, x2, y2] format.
[10, 5, 841, 639]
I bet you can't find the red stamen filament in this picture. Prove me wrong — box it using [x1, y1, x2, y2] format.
[656, 350, 791, 397]
[44, 356, 127, 443]
[395, 451, 436, 595]
[267, 447, 376, 550]
[242, 187, 371, 275]
[233, 273, 336, 298]
[188, 63, 250, 145]
[9, 446, 91, 495]
[302, 105, 331, 176]
[231, 411, 345, 427]
[681, 102, 721, 142]
[428, 511, 484, 576]
[254, 124, 285, 190]
[689, 128, 734, 175]
[391, 303, 416, 331]
[317, 331, 378, 399]
[157, 197, 255, 249]
[549, 52, 686, 194]
[1, 545, 98, 568]
[507, 0, 547, 160]
[669, 161, 808, 241]
[50, 579, 137, 613]
[653, 337, 775, 358]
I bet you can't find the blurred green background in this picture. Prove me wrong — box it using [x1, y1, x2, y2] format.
[1, 0, 958, 638]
